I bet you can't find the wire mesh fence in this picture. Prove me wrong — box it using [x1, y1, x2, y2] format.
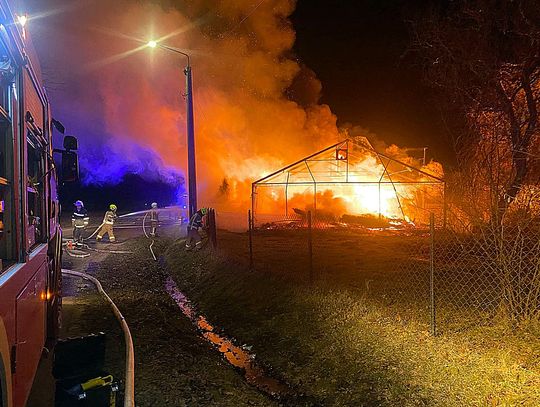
[248, 211, 310, 281]
[433, 224, 540, 331]
[247, 209, 540, 334]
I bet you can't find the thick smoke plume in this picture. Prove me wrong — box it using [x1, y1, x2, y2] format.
[27, 0, 339, 210]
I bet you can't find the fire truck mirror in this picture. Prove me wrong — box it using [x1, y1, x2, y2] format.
[52, 118, 65, 134]
[63, 135, 78, 151]
[61, 150, 79, 183]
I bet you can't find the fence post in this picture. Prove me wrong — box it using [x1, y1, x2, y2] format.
[430, 212, 436, 336]
[443, 182, 448, 230]
[208, 209, 218, 249]
[308, 210, 313, 283]
[248, 209, 254, 270]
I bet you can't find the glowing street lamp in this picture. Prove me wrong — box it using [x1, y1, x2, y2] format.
[16, 14, 28, 40]
[17, 14, 28, 27]
[147, 40, 197, 218]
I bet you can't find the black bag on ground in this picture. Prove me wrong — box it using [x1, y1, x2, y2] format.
[52, 333, 120, 406]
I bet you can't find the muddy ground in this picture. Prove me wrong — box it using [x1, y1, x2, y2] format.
[29, 221, 276, 407]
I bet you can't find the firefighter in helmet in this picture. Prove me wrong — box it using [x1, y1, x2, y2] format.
[150, 202, 159, 237]
[186, 207, 207, 251]
[96, 204, 118, 242]
[72, 200, 89, 244]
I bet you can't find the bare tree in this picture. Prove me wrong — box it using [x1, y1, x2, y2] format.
[410, 0, 540, 224]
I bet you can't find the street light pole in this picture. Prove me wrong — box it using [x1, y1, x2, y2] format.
[148, 42, 197, 218]
[184, 63, 197, 219]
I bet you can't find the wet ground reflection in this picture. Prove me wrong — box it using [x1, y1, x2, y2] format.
[164, 276, 291, 398]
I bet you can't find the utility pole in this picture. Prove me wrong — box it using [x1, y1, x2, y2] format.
[185, 65, 197, 219]
[147, 41, 198, 219]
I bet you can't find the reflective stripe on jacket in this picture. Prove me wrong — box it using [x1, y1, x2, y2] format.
[72, 208, 89, 228]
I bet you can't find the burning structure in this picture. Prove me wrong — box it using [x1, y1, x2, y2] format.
[252, 137, 445, 228]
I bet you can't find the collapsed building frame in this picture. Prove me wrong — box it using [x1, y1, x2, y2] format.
[251, 137, 446, 227]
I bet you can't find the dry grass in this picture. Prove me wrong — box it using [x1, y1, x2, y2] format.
[165, 230, 540, 406]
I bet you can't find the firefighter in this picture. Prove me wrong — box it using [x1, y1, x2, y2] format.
[96, 204, 118, 242]
[185, 207, 208, 251]
[150, 202, 159, 237]
[72, 200, 89, 244]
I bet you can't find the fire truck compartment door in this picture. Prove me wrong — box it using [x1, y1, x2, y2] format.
[14, 267, 46, 406]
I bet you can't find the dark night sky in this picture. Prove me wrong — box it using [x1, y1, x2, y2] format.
[291, 0, 453, 165]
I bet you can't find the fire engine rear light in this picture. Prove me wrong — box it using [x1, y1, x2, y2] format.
[40, 290, 53, 300]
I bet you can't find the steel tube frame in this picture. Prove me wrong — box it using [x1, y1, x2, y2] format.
[254, 181, 444, 186]
[252, 138, 445, 225]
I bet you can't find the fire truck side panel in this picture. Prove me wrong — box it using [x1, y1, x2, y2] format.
[0, 246, 48, 406]
[0, 318, 13, 407]
[13, 250, 47, 407]
[0, 1, 63, 406]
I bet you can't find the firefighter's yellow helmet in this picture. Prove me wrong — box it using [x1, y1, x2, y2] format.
[110, 204, 117, 211]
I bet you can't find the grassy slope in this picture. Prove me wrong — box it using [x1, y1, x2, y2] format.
[166, 232, 540, 406]
[63, 237, 275, 407]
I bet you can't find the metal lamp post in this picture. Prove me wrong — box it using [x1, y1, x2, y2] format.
[148, 41, 197, 218]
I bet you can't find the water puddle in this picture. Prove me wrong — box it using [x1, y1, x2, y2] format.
[164, 276, 291, 399]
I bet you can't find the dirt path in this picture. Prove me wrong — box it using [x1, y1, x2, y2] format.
[30, 220, 276, 406]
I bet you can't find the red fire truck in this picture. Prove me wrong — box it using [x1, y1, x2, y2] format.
[0, 1, 78, 406]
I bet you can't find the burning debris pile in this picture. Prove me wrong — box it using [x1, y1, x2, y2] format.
[258, 209, 417, 232]
[252, 137, 445, 229]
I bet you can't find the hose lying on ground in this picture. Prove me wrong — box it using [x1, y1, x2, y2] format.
[81, 244, 134, 255]
[142, 212, 157, 261]
[69, 208, 171, 259]
[149, 240, 156, 261]
[61, 269, 135, 407]
[64, 248, 91, 258]
[62, 241, 133, 256]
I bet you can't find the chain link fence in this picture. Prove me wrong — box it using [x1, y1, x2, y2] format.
[247, 210, 540, 334]
[248, 210, 310, 281]
[433, 224, 540, 331]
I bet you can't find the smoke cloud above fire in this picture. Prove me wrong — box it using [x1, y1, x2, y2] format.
[26, 0, 340, 209]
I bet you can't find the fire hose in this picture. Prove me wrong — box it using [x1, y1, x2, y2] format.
[80, 244, 133, 255]
[64, 248, 91, 258]
[61, 269, 135, 407]
[83, 223, 105, 241]
[82, 210, 151, 242]
[70, 208, 179, 260]
[81, 214, 139, 241]
[142, 212, 157, 261]
[62, 241, 133, 258]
